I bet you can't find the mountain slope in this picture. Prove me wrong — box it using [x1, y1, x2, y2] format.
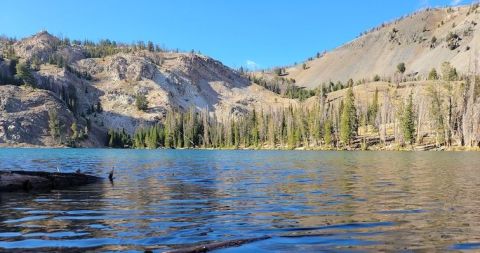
[283, 5, 480, 88]
[0, 32, 295, 146]
[0, 85, 105, 147]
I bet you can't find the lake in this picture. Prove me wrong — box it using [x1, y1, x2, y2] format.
[0, 149, 479, 252]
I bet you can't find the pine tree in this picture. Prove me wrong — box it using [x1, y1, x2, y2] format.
[340, 87, 357, 145]
[233, 120, 240, 148]
[147, 41, 154, 52]
[347, 78, 354, 87]
[401, 93, 415, 144]
[267, 114, 276, 148]
[15, 62, 36, 87]
[367, 88, 379, 126]
[202, 110, 210, 147]
[427, 84, 445, 145]
[48, 110, 61, 142]
[441, 62, 458, 81]
[146, 126, 159, 149]
[428, 68, 439, 80]
[164, 113, 173, 148]
[108, 129, 114, 147]
[71, 122, 78, 140]
[250, 109, 259, 147]
[96, 101, 103, 113]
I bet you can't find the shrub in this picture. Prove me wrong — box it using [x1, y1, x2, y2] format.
[96, 101, 103, 113]
[347, 78, 354, 87]
[428, 68, 439, 80]
[273, 68, 285, 76]
[135, 93, 148, 111]
[446, 32, 461, 50]
[397, 63, 406, 74]
[430, 36, 437, 48]
[15, 62, 36, 87]
[441, 62, 458, 81]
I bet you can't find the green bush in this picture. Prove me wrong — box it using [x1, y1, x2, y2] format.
[397, 63, 406, 74]
[135, 93, 148, 111]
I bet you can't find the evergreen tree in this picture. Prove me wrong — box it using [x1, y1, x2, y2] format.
[427, 84, 445, 145]
[147, 41, 154, 52]
[335, 81, 343, 91]
[48, 110, 61, 142]
[71, 122, 78, 140]
[108, 129, 115, 147]
[96, 101, 103, 113]
[401, 93, 415, 144]
[107, 129, 132, 148]
[15, 62, 36, 87]
[428, 68, 439, 80]
[146, 126, 159, 149]
[202, 110, 210, 147]
[250, 109, 259, 147]
[233, 120, 240, 148]
[367, 88, 379, 126]
[441, 62, 458, 81]
[340, 87, 358, 145]
[347, 78, 354, 87]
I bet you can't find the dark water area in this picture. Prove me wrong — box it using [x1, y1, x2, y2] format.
[0, 149, 479, 252]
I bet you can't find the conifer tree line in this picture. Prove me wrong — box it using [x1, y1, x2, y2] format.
[105, 86, 391, 149]
[48, 110, 89, 147]
[108, 65, 480, 150]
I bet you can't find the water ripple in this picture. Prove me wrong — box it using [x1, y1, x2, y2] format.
[0, 149, 479, 252]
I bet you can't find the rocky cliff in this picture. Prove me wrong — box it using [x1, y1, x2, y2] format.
[0, 31, 293, 147]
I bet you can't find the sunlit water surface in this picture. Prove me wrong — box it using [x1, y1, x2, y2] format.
[0, 149, 480, 252]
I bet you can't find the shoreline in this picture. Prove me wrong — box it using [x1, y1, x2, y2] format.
[1, 144, 479, 152]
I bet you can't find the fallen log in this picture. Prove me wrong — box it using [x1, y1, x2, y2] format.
[0, 170, 103, 192]
[413, 144, 438, 151]
[163, 236, 271, 253]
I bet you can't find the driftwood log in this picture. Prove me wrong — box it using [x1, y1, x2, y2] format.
[159, 232, 344, 253]
[163, 236, 271, 253]
[0, 170, 103, 192]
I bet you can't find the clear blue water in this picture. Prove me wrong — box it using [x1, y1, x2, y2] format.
[0, 149, 480, 252]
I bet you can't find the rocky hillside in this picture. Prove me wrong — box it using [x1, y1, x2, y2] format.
[277, 5, 480, 88]
[0, 31, 294, 147]
[0, 85, 103, 147]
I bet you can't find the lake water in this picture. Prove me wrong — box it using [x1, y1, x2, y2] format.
[0, 149, 479, 252]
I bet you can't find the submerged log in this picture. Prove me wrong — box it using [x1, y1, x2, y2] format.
[0, 170, 103, 192]
[164, 236, 271, 253]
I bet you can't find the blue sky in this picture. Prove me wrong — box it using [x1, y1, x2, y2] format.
[0, 0, 474, 69]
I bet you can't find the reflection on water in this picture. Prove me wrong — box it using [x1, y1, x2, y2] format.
[0, 149, 479, 252]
